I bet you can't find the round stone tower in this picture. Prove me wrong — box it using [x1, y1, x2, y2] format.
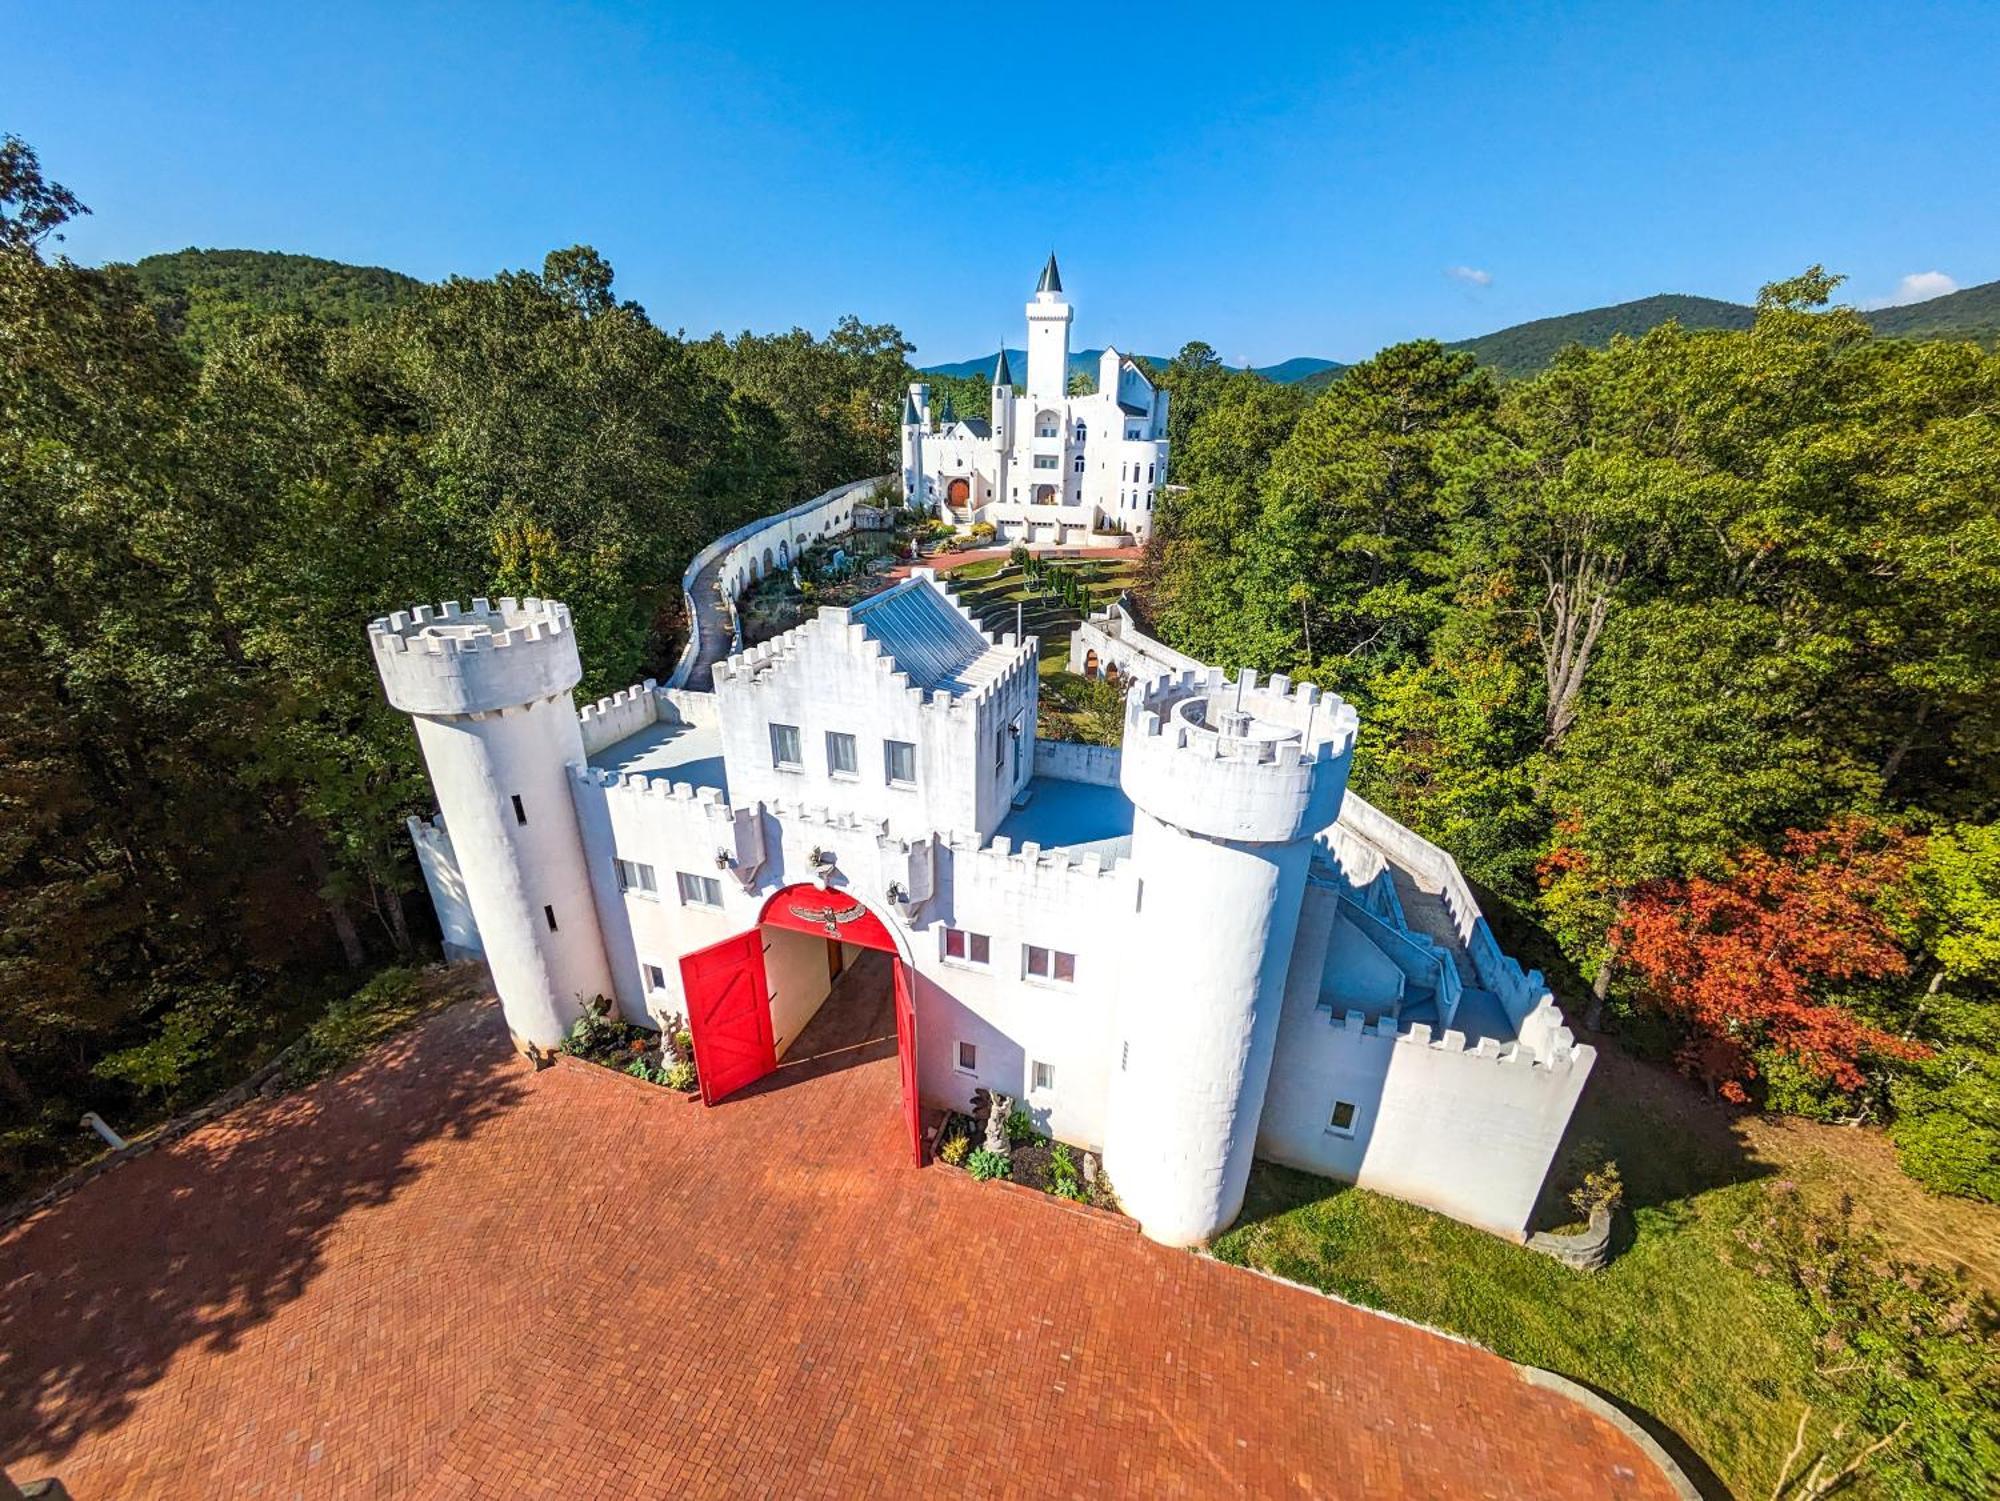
[369, 596, 614, 1052]
[1103, 667, 1357, 1246]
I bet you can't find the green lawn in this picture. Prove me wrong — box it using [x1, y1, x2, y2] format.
[1213, 1046, 1998, 1501]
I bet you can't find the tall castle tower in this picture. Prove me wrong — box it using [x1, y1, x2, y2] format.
[990, 345, 1014, 504]
[899, 384, 928, 505]
[1023, 253, 1072, 403]
[1103, 668, 1357, 1245]
[370, 597, 614, 1051]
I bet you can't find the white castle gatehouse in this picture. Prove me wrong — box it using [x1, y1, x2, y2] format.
[372, 539, 1593, 1248]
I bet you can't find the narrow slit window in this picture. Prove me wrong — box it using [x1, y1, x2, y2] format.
[543, 904, 558, 932]
[511, 794, 527, 825]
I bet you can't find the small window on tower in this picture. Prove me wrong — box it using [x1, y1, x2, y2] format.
[511, 794, 527, 825]
[956, 1040, 978, 1074]
[543, 904, 558, 932]
[1031, 1060, 1055, 1093]
[644, 963, 668, 993]
[1328, 1099, 1359, 1137]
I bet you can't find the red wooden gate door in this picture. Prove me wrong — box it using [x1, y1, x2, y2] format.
[680, 930, 776, 1105]
[893, 958, 922, 1165]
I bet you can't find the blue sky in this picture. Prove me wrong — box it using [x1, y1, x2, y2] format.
[10, 1, 1998, 365]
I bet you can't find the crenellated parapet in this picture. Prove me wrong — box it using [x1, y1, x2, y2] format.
[369, 597, 582, 717]
[1120, 667, 1357, 844]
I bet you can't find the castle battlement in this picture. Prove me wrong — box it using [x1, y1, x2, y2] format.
[1119, 667, 1356, 845]
[370, 596, 583, 716]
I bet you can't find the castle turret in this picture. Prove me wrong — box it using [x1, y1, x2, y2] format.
[1024, 253, 1072, 404]
[900, 384, 927, 506]
[370, 597, 614, 1052]
[1103, 668, 1357, 1245]
[990, 346, 1015, 504]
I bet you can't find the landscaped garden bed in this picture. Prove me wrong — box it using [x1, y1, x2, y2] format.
[556, 997, 698, 1093]
[934, 1098, 1122, 1215]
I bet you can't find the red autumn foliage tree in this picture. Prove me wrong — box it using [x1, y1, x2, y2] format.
[1609, 819, 1929, 1103]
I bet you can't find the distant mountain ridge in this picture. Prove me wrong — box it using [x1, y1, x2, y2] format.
[1437, 282, 2000, 380]
[919, 348, 1344, 385]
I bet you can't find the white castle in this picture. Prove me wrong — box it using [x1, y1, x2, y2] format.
[371, 502, 1593, 1249]
[900, 255, 1171, 544]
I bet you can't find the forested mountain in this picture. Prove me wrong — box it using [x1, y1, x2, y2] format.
[1869, 277, 2000, 341]
[1443, 293, 1756, 378]
[919, 347, 1340, 384]
[1435, 281, 2000, 380]
[119, 247, 425, 355]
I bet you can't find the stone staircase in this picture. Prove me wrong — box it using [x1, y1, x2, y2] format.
[1386, 866, 1476, 988]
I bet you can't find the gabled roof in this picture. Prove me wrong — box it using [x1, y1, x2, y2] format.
[993, 347, 1014, 387]
[849, 578, 1011, 695]
[1037, 252, 1062, 295]
[957, 418, 992, 439]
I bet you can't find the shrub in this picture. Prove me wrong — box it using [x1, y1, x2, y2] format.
[663, 1059, 698, 1093]
[967, 1148, 1012, 1181]
[1568, 1160, 1624, 1219]
[938, 1133, 971, 1166]
[1047, 1142, 1087, 1201]
[1009, 544, 1030, 569]
[280, 967, 429, 1089]
[969, 520, 996, 541]
[1004, 1107, 1037, 1146]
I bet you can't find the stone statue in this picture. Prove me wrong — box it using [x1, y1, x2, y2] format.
[983, 1093, 1013, 1156]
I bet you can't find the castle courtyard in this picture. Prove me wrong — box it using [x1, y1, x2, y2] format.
[1, 991, 1676, 1500]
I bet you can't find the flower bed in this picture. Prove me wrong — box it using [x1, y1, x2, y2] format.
[935, 1106, 1122, 1214]
[556, 998, 698, 1093]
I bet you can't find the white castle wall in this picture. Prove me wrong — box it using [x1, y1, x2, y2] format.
[1259, 1006, 1595, 1240]
[407, 813, 482, 962]
[665, 476, 883, 690]
[371, 598, 615, 1049]
[1068, 598, 1202, 683]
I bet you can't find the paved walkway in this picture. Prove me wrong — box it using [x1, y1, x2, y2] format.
[1, 995, 1677, 1500]
[683, 542, 739, 691]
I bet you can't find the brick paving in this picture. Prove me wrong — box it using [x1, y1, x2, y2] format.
[1, 992, 1676, 1499]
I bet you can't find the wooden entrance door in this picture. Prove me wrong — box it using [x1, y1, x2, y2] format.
[679, 930, 776, 1105]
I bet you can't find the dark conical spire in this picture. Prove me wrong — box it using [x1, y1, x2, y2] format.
[939, 394, 955, 424]
[993, 346, 1014, 387]
[1037, 251, 1062, 294]
[901, 390, 920, 424]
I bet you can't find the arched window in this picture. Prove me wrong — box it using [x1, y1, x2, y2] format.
[1073, 421, 1087, 444]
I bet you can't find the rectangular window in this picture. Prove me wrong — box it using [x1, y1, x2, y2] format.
[511, 794, 527, 825]
[1032, 454, 1058, 470]
[643, 963, 668, 993]
[676, 871, 723, 908]
[769, 722, 802, 769]
[543, 904, 558, 932]
[615, 858, 657, 896]
[884, 740, 916, 785]
[1032, 1060, 1055, 1092]
[956, 1040, 978, 1073]
[1024, 946, 1076, 983]
[994, 723, 1007, 772]
[1073, 455, 1085, 474]
[1328, 1099, 1359, 1136]
[942, 928, 990, 966]
[1148, 462, 1155, 482]
[1121, 1039, 1129, 1071]
[826, 730, 857, 777]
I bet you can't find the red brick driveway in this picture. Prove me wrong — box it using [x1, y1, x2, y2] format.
[1, 995, 1677, 1499]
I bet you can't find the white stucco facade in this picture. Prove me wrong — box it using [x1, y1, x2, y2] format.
[375, 560, 1593, 1248]
[900, 255, 1171, 545]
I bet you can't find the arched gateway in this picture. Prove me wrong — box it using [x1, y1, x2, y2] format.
[678, 883, 921, 1165]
